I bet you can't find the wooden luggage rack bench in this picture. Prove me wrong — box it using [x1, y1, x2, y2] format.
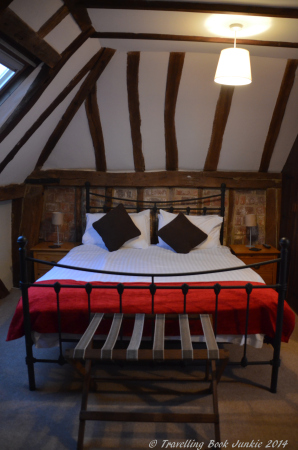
[67, 312, 229, 449]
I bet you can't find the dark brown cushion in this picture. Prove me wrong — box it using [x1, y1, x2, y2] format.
[92, 203, 141, 252]
[157, 212, 208, 254]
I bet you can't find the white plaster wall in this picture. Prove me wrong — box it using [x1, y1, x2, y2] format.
[0, 201, 12, 291]
[218, 56, 286, 171]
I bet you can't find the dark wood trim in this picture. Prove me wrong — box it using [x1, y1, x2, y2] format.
[63, 0, 93, 32]
[93, 32, 298, 50]
[0, 0, 14, 12]
[80, 1, 298, 19]
[127, 51, 145, 172]
[204, 86, 234, 172]
[28, 169, 282, 189]
[165, 52, 185, 171]
[259, 59, 298, 173]
[0, 27, 94, 145]
[37, 5, 69, 39]
[0, 183, 25, 201]
[85, 84, 107, 171]
[0, 8, 61, 68]
[0, 51, 101, 175]
[35, 48, 116, 170]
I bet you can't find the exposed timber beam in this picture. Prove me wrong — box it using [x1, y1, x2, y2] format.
[63, 0, 93, 31]
[37, 5, 69, 39]
[0, 50, 101, 175]
[204, 85, 234, 171]
[0, 183, 25, 201]
[35, 48, 116, 170]
[0, 27, 94, 144]
[127, 51, 145, 172]
[165, 52, 185, 171]
[0, 8, 61, 67]
[259, 59, 298, 173]
[0, 1, 13, 13]
[28, 170, 282, 189]
[93, 32, 298, 50]
[85, 84, 107, 171]
[80, 1, 298, 19]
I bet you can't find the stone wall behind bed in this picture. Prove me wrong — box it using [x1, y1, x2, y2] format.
[39, 186, 268, 247]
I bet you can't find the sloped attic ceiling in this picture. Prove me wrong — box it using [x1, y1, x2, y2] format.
[0, 0, 298, 188]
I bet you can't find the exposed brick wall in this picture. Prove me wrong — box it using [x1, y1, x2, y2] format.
[39, 185, 267, 247]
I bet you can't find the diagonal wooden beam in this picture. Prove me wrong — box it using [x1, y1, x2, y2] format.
[93, 32, 298, 50]
[127, 51, 145, 172]
[35, 48, 116, 170]
[37, 5, 69, 39]
[0, 0, 13, 13]
[0, 50, 101, 175]
[204, 85, 234, 172]
[259, 59, 298, 173]
[63, 0, 92, 31]
[164, 52, 185, 171]
[85, 84, 107, 171]
[0, 27, 93, 144]
[0, 8, 61, 67]
[80, 1, 298, 19]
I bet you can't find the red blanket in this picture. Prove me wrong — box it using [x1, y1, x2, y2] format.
[7, 280, 295, 342]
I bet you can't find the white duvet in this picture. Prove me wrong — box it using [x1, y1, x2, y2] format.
[38, 244, 264, 284]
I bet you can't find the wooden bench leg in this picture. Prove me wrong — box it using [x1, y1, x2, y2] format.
[77, 360, 92, 450]
[211, 359, 221, 442]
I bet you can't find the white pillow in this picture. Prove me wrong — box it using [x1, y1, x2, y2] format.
[158, 210, 223, 250]
[82, 209, 151, 249]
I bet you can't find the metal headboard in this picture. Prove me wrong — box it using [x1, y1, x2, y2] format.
[85, 182, 226, 245]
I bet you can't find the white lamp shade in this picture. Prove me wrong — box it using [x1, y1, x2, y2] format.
[214, 47, 252, 86]
[52, 212, 63, 226]
[245, 214, 257, 227]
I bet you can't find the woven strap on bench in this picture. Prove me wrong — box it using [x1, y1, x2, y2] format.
[73, 313, 219, 361]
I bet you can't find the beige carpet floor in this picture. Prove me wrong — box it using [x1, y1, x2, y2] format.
[1, 289, 298, 450]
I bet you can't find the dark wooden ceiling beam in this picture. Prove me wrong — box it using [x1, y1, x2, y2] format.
[35, 47, 116, 170]
[93, 32, 298, 50]
[0, 8, 61, 67]
[204, 85, 234, 172]
[0, 1, 13, 13]
[0, 183, 25, 201]
[0, 27, 94, 145]
[165, 52, 185, 171]
[259, 59, 298, 173]
[63, 0, 93, 32]
[85, 84, 107, 171]
[127, 51, 145, 172]
[28, 169, 282, 189]
[37, 5, 69, 39]
[0, 50, 101, 175]
[81, 1, 298, 19]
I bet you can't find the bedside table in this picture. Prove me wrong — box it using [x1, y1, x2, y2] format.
[230, 245, 280, 285]
[31, 242, 80, 280]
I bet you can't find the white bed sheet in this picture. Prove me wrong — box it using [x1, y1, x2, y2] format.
[33, 245, 266, 348]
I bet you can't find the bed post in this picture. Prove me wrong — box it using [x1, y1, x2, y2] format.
[85, 182, 90, 213]
[270, 237, 289, 393]
[18, 236, 36, 391]
[220, 183, 226, 245]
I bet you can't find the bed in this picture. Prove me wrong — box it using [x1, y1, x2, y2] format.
[7, 182, 295, 393]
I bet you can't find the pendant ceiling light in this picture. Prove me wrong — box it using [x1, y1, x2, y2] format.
[214, 24, 252, 86]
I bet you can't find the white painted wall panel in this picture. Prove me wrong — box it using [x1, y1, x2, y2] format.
[218, 57, 286, 171]
[269, 74, 298, 172]
[176, 52, 220, 170]
[96, 52, 134, 171]
[0, 201, 12, 290]
[10, 0, 64, 31]
[44, 103, 96, 169]
[1, 81, 85, 185]
[139, 52, 168, 170]
[45, 16, 81, 53]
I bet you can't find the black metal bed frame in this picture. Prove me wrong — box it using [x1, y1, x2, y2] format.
[17, 182, 289, 394]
